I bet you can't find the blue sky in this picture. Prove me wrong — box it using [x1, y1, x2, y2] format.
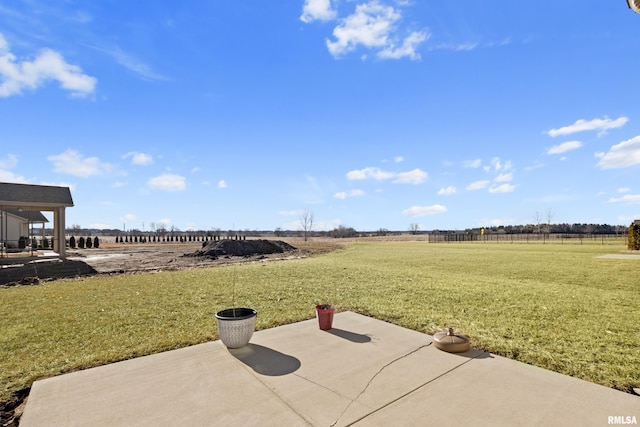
[1, 1, 640, 232]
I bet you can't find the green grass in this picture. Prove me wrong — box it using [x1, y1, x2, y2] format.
[1, 240, 639, 407]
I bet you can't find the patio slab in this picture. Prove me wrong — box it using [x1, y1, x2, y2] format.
[20, 312, 639, 426]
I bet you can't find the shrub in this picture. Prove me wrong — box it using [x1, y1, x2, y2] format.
[628, 223, 640, 250]
[86, 237, 92, 249]
[94, 237, 100, 248]
[69, 236, 76, 249]
[78, 237, 85, 249]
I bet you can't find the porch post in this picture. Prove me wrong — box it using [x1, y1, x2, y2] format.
[53, 207, 67, 258]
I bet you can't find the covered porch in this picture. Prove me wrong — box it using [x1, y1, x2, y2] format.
[0, 182, 74, 260]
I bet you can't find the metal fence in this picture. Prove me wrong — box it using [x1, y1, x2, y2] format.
[427, 233, 627, 244]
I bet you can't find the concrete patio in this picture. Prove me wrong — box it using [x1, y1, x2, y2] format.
[20, 312, 639, 426]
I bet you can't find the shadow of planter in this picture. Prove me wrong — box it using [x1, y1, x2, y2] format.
[327, 328, 372, 343]
[229, 344, 301, 376]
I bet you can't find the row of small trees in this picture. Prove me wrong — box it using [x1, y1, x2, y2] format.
[116, 234, 227, 243]
[18, 236, 51, 249]
[628, 222, 640, 250]
[68, 236, 100, 249]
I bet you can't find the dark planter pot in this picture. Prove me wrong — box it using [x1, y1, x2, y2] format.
[315, 304, 335, 330]
[215, 308, 257, 348]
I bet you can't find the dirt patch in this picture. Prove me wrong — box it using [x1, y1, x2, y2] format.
[0, 388, 28, 427]
[0, 260, 99, 287]
[186, 239, 296, 258]
[0, 240, 300, 287]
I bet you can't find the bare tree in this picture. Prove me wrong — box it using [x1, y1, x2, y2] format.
[545, 208, 555, 234]
[409, 223, 421, 235]
[299, 209, 314, 242]
[533, 211, 543, 234]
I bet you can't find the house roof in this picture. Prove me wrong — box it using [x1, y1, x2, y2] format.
[5, 210, 49, 223]
[0, 182, 74, 210]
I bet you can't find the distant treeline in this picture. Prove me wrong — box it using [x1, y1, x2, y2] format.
[461, 223, 628, 235]
[41, 222, 630, 240]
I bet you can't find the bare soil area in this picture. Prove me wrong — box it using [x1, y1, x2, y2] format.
[0, 239, 319, 287]
[70, 240, 300, 274]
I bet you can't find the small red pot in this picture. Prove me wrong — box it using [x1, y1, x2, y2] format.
[315, 304, 335, 330]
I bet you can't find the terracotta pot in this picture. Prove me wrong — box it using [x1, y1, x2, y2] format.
[315, 304, 335, 330]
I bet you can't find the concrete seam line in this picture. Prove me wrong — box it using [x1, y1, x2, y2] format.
[344, 348, 486, 426]
[332, 341, 434, 427]
[226, 348, 315, 426]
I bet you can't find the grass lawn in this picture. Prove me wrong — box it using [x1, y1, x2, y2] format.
[1, 239, 639, 408]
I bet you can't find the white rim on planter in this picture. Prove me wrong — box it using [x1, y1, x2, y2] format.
[215, 308, 257, 349]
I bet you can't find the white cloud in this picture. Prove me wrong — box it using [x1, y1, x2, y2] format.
[618, 188, 631, 193]
[0, 154, 24, 183]
[48, 149, 112, 177]
[597, 136, 640, 169]
[300, 0, 337, 23]
[279, 210, 305, 216]
[378, 30, 429, 60]
[347, 167, 395, 181]
[431, 42, 478, 51]
[548, 116, 628, 137]
[121, 213, 137, 222]
[0, 33, 96, 97]
[547, 140, 583, 155]
[334, 189, 365, 199]
[619, 215, 640, 223]
[218, 180, 227, 189]
[0, 153, 18, 169]
[311, 218, 342, 231]
[402, 204, 447, 217]
[489, 184, 516, 193]
[325, 1, 427, 60]
[148, 173, 186, 191]
[157, 218, 171, 226]
[437, 186, 457, 196]
[0, 169, 27, 183]
[608, 194, 640, 204]
[80, 42, 167, 81]
[392, 168, 428, 184]
[346, 166, 427, 184]
[463, 159, 482, 168]
[485, 157, 511, 172]
[394, 156, 404, 163]
[494, 172, 513, 183]
[334, 192, 347, 200]
[124, 152, 153, 165]
[466, 180, 490, 191]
